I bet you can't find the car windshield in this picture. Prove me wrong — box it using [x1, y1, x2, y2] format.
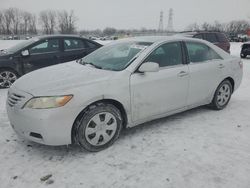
[6, 38, 39, 53]
[80, 41, 152, 71]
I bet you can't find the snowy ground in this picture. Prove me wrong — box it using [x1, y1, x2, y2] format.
[0, 41, 250, 188]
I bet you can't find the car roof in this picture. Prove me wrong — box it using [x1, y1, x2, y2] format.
[32, 34, 102, 46]
[117, 36, 195, 43]
[36, 34, 85, 39]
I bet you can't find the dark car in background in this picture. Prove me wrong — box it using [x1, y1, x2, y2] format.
[179, 31, 230, 53]
[0, 35, 102, 88]
[240, 42, 250, 58]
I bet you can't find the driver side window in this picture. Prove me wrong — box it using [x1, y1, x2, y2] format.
[144, 42, 183, 67]
[29, 39, 59, 54]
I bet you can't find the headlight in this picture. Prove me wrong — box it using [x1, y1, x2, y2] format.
[23, 95, 73, 109]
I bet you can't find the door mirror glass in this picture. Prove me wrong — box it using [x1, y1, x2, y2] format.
[21, 50, 29, 57]
[138, 62, 159, 73]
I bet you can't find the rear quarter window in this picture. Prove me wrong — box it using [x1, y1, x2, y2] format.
[217, 33, 228, 43]
[193, 34, 203, 39]
[85, 40, 99, 48]
[204, 33, 218, 43]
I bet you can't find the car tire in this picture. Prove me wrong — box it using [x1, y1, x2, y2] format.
[210, 80, 232, 110]
[241, 53, 247, 58]
[73, 102, 123, 152]
[0, 69, 18, 89]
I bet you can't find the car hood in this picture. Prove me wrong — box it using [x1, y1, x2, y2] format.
[12, 61, 116, 95]
[0, 51, 13, 59]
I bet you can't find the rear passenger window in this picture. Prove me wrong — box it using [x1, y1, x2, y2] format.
[64, 38, 85, 50]
[204, 33, 218, 43]
[144, 42, 183, 67]
[186, 42, 222, 63]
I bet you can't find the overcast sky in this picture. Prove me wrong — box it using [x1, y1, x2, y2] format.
[1, 0, 250, 30]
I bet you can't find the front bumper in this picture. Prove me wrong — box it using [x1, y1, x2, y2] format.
[6, 87, 79, 146]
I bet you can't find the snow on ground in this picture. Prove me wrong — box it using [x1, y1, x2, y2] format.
[0, 41, 250, 188]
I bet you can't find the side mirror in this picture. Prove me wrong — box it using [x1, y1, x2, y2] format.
[21, 50, 29, 57]
[138, 62, 159, 73]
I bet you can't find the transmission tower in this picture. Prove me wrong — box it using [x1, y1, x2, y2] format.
[158, 11, 164, 32]
[167, 8, 174, 32]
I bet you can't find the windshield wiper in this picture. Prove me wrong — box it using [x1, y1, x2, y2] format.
[80, 61, 103, 69]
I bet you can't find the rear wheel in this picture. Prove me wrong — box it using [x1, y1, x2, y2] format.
[210, 80, 232, 110]
[0, 69, 18, 89]
[73, 103, 123, 152]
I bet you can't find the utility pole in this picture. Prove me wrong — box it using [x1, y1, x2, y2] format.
[158, 11, 164, 32]
[167, 8, 174, 32]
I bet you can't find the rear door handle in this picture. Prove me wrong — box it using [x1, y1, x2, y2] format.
[178, 71, 189, 77]
[218, 64, 225, 69]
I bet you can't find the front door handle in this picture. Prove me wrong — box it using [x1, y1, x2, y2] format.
[218, 64, 225, 69]
[178, 71, 189, 77]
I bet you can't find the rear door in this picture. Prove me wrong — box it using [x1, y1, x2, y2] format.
[22, 38, 61, 73]
[61, 38, 89, 63]
[185, 41, 224, 106]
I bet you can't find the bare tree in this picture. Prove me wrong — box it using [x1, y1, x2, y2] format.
[11, 8, 21, 35]
[185, 22, 200, 31]
[103, 27, 117, 36]
[57, 10, 77, 34]
[3, 8, 14, 35]
[0, 11, 4, 34]
[225, 20, 250, 34]
[39, 10, 56, 34]
[28, 14, 37, 34]
[21, 11, 31, 34]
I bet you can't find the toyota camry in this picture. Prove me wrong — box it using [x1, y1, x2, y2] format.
[6, 36, 243, 151]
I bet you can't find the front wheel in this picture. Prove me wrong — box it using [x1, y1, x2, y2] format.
[210, 80, 232, 110]
[241, 53, 246, 58]
[0, 69, 18, 89]
[74, 103, 123, 152]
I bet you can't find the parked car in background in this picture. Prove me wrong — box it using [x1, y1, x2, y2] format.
[179, 31, 230, 53]
[0, 35, 102, 88]
[7, 36, 243, 152]
[240, 42, 250, 58]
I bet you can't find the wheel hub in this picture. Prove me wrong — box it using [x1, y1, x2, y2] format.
[217, 84, 230, 106]
[85, 112, 118, 146]
[0, 71, 17, 88]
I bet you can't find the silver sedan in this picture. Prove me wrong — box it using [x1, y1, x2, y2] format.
[6, 36, 243, 151]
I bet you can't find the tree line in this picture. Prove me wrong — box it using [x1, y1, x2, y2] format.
[0, 8, 77, 35]
[186, 20, 250, 35]
[1, 8, 249, 37]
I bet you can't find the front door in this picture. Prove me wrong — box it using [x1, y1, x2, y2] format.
[22, 38, 61, 74]
[130, 42, 189, 123]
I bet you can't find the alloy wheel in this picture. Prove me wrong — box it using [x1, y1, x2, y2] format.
[0, 71, 17, 88]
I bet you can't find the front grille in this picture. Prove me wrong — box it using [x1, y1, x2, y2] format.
[8, 92, 25, 107]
